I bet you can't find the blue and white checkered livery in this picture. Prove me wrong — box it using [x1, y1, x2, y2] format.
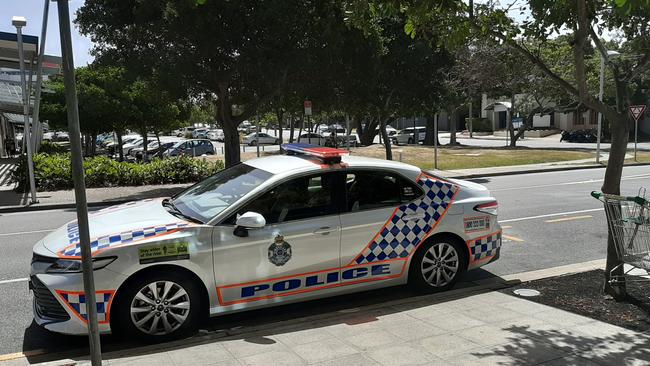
[58, 222, 190, 258]
[57, 291, 114, 324]
[468, 231, 502, 261]
[353, 175, 459, 264]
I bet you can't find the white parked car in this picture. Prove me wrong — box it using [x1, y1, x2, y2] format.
[207, 129, 224, 142]
[297, 132, 326, 146]
[243, 132, 279, 146]
[394, 127, 427, 145]
[30, 143, 501, 341]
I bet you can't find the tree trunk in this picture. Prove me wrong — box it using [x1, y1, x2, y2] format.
[297, 114, 304, 142]
[90, 132, 97, 156]
[448, 109, 458, 145]
[508, 94, 516, 147]
[379, 117, 392, 160]
[355, 114, 364, 138]
[424, 115, 436, 146]
[116, 130, 124, 162]
[289, 114, 295, 143]
[602, 112, 630, 299]
[216, 82, 241, 167]
[360, 116, 379, 146]
[155, 132, 161, 160]
[275, 108, 284, 145]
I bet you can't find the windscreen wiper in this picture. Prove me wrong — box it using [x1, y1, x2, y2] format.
[162, 199, 204, 224]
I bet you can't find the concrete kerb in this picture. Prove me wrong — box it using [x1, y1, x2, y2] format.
[6, 259, 610, 365]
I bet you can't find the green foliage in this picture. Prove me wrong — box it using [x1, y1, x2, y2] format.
[466, 118, 492, 132]
[11, 154, 223, 192]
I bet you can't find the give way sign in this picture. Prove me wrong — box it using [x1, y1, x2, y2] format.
[629, 105, 647, 122]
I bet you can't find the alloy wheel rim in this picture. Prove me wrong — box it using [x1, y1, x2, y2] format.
[421, 242, 459, 287]
[130, 281, 190, 335]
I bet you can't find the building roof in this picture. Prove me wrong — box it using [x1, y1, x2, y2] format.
[0, 31, 38, 70]
[0, 81, 29, 114]
[2, 112, 32, 125]
[484, 101, 512, 111]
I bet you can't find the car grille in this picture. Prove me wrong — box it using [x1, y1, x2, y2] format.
[31, 276, 70, 321]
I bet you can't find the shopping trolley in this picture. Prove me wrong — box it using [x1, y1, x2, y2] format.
[591, 189, 650, 283]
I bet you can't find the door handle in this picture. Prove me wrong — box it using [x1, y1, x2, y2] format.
[313, 226, 336, 235]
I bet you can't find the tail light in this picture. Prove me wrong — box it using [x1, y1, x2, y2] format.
[474, 201, 498, 216]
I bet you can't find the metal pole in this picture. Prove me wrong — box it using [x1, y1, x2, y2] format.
[468, 101, 473, 138]
[256, 113, 260, 157]
[634, 118, 638, 162]
[14, 21, 38, 204]
[597, 55, 605, 164]
[345, 113, 350, 151]
[27, 55, 36, 152]
[32, 0, 50, 153]
[434, 113, 438, 170]
[55, 1, 102, 364]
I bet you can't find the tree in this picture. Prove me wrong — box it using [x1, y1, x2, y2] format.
[78, 0, 359, 167]
[358, 0, 650, 298]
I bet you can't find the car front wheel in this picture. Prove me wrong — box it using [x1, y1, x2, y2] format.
[113, 271, 201, 342]
[409, 237, 466, 293]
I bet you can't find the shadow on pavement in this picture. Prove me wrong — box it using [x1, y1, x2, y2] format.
[23, 269, 505, 363]
[471, 323, 650, 365]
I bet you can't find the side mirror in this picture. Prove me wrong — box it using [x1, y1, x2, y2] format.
[236, 211, 266, 229]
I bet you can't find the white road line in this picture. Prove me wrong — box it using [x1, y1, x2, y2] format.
[0, 229, 54, 237]
[0, 278, 28, 285]
[490, 174, 650, 192]
[499, 208, 604, 223]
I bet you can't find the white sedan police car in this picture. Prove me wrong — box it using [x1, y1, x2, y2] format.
[30, 143, 501, 341]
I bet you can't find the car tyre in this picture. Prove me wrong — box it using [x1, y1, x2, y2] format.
[249, 140, 257, 146]
[408, 138, 413, 144]
[112, 270, 202, 342]
[408, 236, 466, 293]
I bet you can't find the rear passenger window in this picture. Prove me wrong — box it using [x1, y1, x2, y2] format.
[345, 171, 423, 212]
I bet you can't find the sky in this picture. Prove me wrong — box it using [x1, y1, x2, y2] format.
[1, 0, 94, 65]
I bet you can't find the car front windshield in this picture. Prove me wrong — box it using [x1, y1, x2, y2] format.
[172, 163, 272, 222]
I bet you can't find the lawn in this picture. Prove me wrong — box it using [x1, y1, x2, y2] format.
[351, 145, 596, 170]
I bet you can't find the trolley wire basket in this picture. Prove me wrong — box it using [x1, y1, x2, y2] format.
[591, 189, 650, 283]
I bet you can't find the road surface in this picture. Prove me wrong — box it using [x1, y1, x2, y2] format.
[0, 166, 649, 356]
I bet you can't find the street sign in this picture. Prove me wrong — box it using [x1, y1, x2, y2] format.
[304, 100, 312, 116]
[629, 105, 646, 122]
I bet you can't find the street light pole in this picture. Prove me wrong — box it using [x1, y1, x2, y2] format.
[32, 0, 50, 154]
[597, 54, 605, 164]
[434, 113, 438, 170]
[54, 1, 102, 365]
[13, 16, 38, 204]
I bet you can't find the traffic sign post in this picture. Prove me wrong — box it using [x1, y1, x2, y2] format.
[304, 100, 312, 133]
[629, 105, 646, 162]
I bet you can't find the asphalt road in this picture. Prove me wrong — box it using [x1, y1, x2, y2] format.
[1, 166, 649, 356]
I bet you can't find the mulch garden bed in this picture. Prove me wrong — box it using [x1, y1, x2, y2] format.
[502, 269, 650, 332]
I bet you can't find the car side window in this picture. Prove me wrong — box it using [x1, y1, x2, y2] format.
[228, 173, 338, 225]
[345, 171, 423, 212]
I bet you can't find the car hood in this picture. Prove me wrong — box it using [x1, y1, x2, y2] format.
[41, 198, 195, 258]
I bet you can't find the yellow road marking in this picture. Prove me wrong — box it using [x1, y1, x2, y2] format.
[0, 349, 45, 361]
[545, 215, 593, 223]
[503, 234, 524, 243]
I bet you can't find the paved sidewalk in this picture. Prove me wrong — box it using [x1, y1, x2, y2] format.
[6, 286, 649, 366]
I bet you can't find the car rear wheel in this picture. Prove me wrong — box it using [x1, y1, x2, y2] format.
[113, 271, 201, 342]
[249, 140, 257, 146]
[408, 138, 414, 144]
[409, 237, 466, 293]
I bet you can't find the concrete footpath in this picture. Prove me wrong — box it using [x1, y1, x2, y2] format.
[3, 260, 649, 366]
[3, 158, 650, 213]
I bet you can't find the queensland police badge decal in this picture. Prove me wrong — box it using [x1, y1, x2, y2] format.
[268, 234, 292, 266]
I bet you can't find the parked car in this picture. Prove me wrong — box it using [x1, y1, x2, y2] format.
[53, 131, 69, 142]
[176, 127, 196, 137]
[322, 124, 346, 138]
[297, 132, 326, 146]
[394, 127, 426, 145]
[193, 128, 209, 139]
[135, 141, 177, 160]
[129, 138, 180, 159]
[163, 139, 215, 157]
[29, 143, 500, 340]
[560, 129, 597, 143]
[243, 132, 279, 146]
[207, 129, 225, 141]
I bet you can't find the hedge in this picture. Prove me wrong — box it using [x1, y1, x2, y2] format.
[465, 118, 493, 132]
[11, 153, 224, 192]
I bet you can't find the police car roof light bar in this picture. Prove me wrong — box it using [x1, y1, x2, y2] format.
[282, 143, 349, 164]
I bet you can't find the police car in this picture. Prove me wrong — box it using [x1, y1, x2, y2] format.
[30, 143, 501, 341]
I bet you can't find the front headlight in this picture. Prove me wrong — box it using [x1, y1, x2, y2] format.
[46, 257, 116, 274]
